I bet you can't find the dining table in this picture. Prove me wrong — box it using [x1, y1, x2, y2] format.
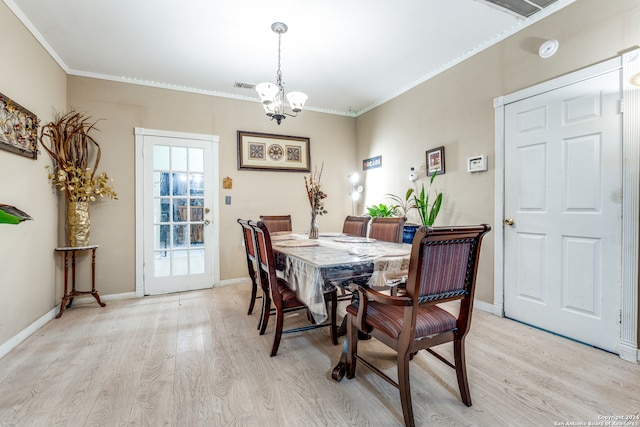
[270, 231, 411, 326]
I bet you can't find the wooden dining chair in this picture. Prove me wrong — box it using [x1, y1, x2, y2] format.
[342, 215, 371, 237]
[251, 220, 338, 356]
[237, 218, 270, 332]
[259, 215, 292, 233]
[368, 217, 406, 243]
[343, 225, 491, 427]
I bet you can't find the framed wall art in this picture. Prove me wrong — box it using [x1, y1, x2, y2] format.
[237, 131, 310, 172]
[0, 92, 39, 159]
[426, 146, 445, 176]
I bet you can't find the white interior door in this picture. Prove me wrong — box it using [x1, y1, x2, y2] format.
[137, 129, 219, 295]
[503, 70, 622, 352]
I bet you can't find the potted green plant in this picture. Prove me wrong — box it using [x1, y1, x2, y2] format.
[413, 173, 442, 227]
[386, 172, 442, 243]
[365, 203, 398, 218]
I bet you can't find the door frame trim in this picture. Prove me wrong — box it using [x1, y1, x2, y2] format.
[134, 127, 220, 297]
[493, 50, 640, 362]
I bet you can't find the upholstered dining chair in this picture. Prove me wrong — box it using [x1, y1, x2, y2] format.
[237, 218, 270, 332]
[251, 220, 338, 356]
[344, 225, 491, 427]
[342, 216, 371, 237]
[259, 215, 292, 233]
[368, 216, 406, 243]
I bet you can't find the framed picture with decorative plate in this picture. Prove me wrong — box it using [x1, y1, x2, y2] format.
[237, 131, 310, 172]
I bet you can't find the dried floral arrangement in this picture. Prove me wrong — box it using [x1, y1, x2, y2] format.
[304, 162, 328, 216]
[40, 111, 117, 202]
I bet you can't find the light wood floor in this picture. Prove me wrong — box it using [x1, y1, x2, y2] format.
[0, 282, 639, 426]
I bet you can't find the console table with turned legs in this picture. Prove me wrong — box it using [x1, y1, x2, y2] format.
[54, 245, 106, 318]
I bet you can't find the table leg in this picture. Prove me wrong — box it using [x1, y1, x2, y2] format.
[56, 252, 70, 318]
[90, 247, 106, 307]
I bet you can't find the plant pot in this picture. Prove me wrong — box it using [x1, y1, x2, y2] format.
[66, 201, 90, 247]
[403, 224, 419, 244]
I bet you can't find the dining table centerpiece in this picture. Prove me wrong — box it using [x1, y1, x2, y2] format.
[40, 110, 118, 247]
[304, 163, 327, 239]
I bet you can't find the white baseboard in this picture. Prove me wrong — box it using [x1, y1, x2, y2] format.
[473, 299, 495, 314]
[0, 291, 139, 360]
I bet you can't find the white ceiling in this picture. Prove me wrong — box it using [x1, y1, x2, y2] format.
[5, 0, 572, 117]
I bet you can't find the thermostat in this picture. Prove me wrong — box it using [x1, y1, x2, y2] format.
[467, 155, 488, 173]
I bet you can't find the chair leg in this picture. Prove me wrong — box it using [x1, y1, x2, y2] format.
[259, 293, 271, 335]
[454, 338, 472, 406]
[270, 305, 284, 357]
[328, 290, 338, 345]
[345, 314, 358, 379]
[247, 276, 258, 315]
[397, 349, 415, 427]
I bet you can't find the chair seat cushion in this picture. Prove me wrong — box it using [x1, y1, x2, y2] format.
[347, 301, 457, 339]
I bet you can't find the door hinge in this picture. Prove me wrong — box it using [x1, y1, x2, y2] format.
[619, 309, 623, 324]
[619, 99, 624, 114]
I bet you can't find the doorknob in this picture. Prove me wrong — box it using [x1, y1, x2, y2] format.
[204, 219, 211, 225]
[504, 218, 515, 226]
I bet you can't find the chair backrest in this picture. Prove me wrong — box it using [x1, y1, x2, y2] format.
[237, 218, 257, 262]
[342, 216, 371, 237]
[251, 220, 279, 291]
[405, 225, 491, 334]
[259, 215, 292, 233]
[368, 217, 406, 242]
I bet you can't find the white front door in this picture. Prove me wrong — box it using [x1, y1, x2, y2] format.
[135, 128, 219, 295]
[503, 70, 622, 352]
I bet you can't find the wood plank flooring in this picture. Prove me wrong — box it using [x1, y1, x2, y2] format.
[0, 282, 638, 426]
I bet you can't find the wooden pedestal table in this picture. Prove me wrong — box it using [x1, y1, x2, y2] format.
[54, 245, 106, 318]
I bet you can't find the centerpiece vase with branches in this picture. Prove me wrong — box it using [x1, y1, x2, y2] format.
[40, 111, 117, 247]
[304, 163, 327, 239]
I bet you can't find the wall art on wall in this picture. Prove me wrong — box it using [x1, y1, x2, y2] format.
[0, 93, 39, 159]
[237, 130, 310, 172]
[426, 146, 445, 176]
[362, 155, 382, 170]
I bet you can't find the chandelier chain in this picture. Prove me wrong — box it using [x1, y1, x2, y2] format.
[276, 31, 284, 88]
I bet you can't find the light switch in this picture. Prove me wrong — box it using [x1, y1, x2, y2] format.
[225, 196, 231, 205]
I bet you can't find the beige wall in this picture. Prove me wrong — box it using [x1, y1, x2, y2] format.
[3, 0, 640, 352]
[355, 0, 640, 304]
[67, 77, 358, 292]
[0, 1, 66, 347]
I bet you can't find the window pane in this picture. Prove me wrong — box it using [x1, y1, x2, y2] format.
[155, 224, 170, 250]
[173, 250, 189, 275]
[154, 198, 171, 223]
[190, 249, 205, 274]
[173, 224, 188, 248]
[154, 145, 170, 170]
[173, 199, 187, 222]
[190, 198, 204, 221]
[190, 173, 204, 196]
[172, 146, 187, 171]
[172, 172, 187, 196]
[154, 250, 170, 277]
[190, 224, 204, 246]
[154, 172, 170, 197]
[189, 148, 204, 173]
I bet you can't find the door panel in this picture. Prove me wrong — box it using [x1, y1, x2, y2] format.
[504, 70, 622, 352]
[143, 134, 215, 295]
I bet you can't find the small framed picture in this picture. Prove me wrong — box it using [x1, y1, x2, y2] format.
[426, 146, 445, 176]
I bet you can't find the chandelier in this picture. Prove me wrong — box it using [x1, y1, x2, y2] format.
[255, 22, 308, 125]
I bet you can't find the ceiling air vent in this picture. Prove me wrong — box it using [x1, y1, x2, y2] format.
[476, 0, 559, 18]
[234, 81, 256, 89]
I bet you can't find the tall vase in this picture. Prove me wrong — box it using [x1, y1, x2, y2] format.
[309, 212, 319, 239]
[66, 201, 91, 247]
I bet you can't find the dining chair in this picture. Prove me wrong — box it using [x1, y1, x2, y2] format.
[343, 224, 491, 427]
[342, 215, 371, 237]
[368, 217, 407, 243]
[251, 220, 338, 356]
[237, 219, 270, 332]
[259, 215, 292, 233]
